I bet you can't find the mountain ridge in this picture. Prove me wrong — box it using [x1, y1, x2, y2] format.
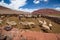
[0, 6, 30, 14]
[32, 9, 60, 15]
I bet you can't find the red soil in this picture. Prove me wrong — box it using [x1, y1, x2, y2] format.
[0, 27, 60, 40]
[32, 9, 60, 15]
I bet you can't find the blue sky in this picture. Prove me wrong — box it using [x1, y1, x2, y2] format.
[21, 0, 60, 9]
[0, 0, 60, 12]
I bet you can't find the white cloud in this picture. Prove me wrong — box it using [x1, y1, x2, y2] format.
[0, 0, 9, 8]
[33, 0, 48, 4]
[0, 0, 27, 10]
[55, 7, 60, 11]
[19, 8, 39, 12]
[9, 0, 27, 9]
[33, 0, 40, 4]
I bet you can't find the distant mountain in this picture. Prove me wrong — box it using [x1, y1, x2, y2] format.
[0, 6, 29, 14]
[0, 6, 10, 10]
[32, 9, 60, 15]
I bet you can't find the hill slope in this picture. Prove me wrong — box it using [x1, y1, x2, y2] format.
[0, 6, 29, 14]
[32, 9, 60, 16]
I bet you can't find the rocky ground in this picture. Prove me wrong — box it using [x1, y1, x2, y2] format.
[0, 16, 60, 33]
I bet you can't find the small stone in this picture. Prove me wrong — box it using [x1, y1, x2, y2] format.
[4, 26, 13, 31]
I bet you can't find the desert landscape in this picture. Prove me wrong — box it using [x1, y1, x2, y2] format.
[0, 0, 60, 40]
[0, 6, 60, 33]
[0, 6, 60, 40]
